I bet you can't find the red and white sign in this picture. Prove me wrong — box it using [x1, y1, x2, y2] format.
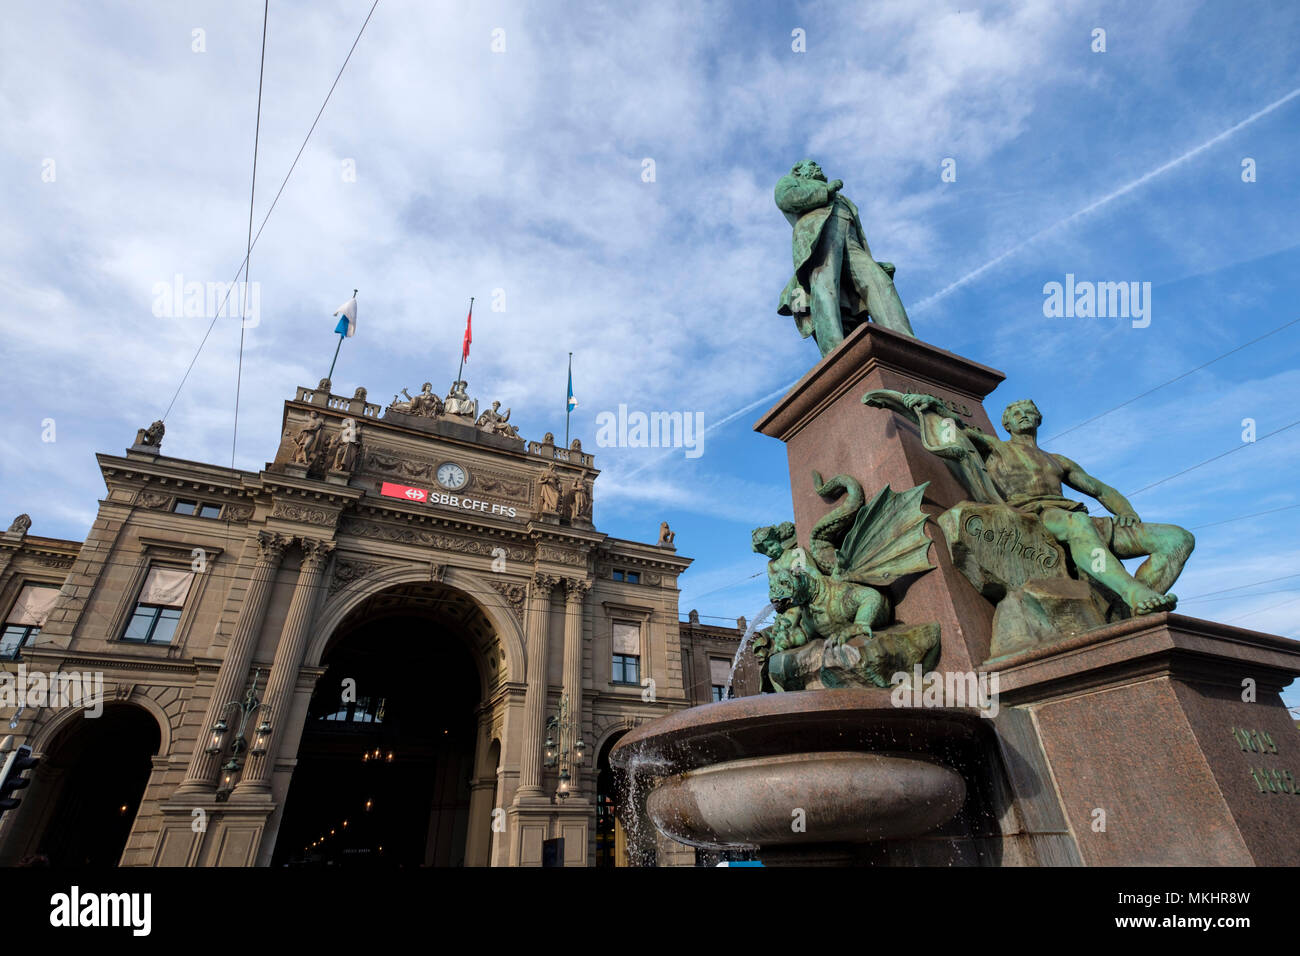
[380, 481, 428, 503]
[378, 480, 520, 520]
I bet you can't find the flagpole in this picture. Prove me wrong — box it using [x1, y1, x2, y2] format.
[456, 296, 474, 385]
[326, 334, 344, 383]
[327, 288, 357, 384]
[565, 351, 573, 446]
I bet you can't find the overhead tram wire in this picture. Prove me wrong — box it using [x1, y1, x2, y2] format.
[158, 0, 382, 423]
[230, 0, 271, 521]
[1042, 315, 1300, 445]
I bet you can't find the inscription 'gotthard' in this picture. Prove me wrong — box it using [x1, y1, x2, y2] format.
[962, 514, 1059, 575]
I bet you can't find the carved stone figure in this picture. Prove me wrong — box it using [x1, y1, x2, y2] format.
[776, 159, 914, 357]
[570, 438, 583, 452]
[863, 390, 1194, 622]
[331, 420, 361, 472]
[8, 514, 32, 535]
[570, 477, 591, 521]
[444, 380, 478, 419]
[388, 382, 442, 418]
[538, 463, 562, 515]
[688, 609, 700, 624]
[658, 522, 676, 548]
[476, 400, 520, 439]
[751, 475, 939, 689]
[292, 411, 324, 465]
[135, 420, 165, 448]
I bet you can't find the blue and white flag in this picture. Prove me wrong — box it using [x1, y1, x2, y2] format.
[333, 294, 357, 337]
[567, 364, 577, 412]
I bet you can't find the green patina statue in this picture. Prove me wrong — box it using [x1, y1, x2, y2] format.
[776, 159, 915, 356]
[863, 390, 1195, 620]
[751, 474, 939, 689]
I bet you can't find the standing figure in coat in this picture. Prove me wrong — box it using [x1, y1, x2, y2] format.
[776, 159, 914, 356]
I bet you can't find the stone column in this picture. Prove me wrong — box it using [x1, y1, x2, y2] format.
[174, 531, 289, 797]
[516, 573, 558, 797]
[234, 537, 334, 796]
[561, 578, 590, 798]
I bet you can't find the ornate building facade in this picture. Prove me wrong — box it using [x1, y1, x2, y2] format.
[0, 379, 751, 867]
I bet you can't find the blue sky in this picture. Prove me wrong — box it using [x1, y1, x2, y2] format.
[1, 1, 1298, 704]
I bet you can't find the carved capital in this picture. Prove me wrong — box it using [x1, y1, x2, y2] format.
[532, 572, 561, 595]
[256, 531, 291, 564]
[564, 578, 591, 603]
[299, 537, 336, 570]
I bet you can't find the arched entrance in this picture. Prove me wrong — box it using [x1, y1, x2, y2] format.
[272, 582, 499, 867]
[595, 732, 630, 867]
[10, 704, 160, 866]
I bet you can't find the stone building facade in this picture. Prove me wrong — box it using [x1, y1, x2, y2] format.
[0, 379, 750, 867]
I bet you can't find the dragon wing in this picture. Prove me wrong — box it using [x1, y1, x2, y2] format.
[834, 482, 934, 586]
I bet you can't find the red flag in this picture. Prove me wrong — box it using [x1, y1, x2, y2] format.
[461, 301, 473, 363]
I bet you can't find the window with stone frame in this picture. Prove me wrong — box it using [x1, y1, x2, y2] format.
[612, 621, 641, 684]
[1, 583, 60, 659]
[120, 566, 195, 645]
[709, 658, 731, 702]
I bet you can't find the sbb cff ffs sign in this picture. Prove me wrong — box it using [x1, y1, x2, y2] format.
[379, 481, 519, 519]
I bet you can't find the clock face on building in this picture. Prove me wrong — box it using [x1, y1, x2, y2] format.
[436, 462, 468, 490]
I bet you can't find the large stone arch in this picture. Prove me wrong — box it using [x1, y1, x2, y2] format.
[307, 564, 528, 685]
[29, 693, 170, 758]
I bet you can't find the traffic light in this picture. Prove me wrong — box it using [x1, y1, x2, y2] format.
[0, 743, 39, 819]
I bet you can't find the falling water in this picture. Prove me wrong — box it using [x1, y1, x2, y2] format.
[724, 602, 775, 698]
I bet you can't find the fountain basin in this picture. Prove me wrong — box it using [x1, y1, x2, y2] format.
[646, 751, 965, 849]
[611, 688, 988, 863]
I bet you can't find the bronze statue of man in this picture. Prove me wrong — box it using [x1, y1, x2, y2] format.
[776, 159, 914, 356]
[867, 392, 1194, 616]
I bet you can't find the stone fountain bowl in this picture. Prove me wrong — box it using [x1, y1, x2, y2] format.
[610, 687, 987, 858]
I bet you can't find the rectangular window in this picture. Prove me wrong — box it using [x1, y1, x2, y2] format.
[121, 566, 194, 645]
[612, 570, 624, 582]
[612, 653, 640, 684]
[2, 584, 60, 659]
[612, 621, 641, 684]
[710, 658, 731, 702]
[174, 500, 223, 520]
[626, 571, 640, 584]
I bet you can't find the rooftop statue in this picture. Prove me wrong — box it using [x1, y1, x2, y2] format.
[863, 390, 1194, 652]
[387, 382, 443, 418]
[134, 419, 165, 449]
[776, 159, 915, 357]
[476, 400, 520, 439]
[443, 380, 478, 419]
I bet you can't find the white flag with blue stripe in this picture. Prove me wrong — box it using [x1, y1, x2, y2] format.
[333, 294, 357, 337]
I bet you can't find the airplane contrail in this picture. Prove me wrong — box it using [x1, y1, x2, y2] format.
[618, 86, 1300, 486]
[909, 85, 1300, 314]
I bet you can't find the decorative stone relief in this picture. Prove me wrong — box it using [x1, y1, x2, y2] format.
[329, 557, 387, 596]
[489, 580, 527, 621]
[340, 517, 530, 562]
[271, 502, 336, 526]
